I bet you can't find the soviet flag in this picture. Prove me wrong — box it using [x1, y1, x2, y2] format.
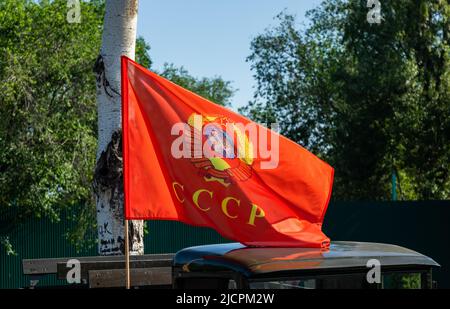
[121, 56, 334, 248]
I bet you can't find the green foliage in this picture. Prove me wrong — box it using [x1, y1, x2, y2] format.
[158, 63, 235, 106]
[0, 236, 16, 256]
[400, 273, 421, 289]
[0, 0, 103, 251]
[242, 0, 450, 200]
[383, 272, 421, 289]
[135, 36, 152, 69]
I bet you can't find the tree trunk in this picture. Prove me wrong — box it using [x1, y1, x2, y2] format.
[93, 0, 143, 256]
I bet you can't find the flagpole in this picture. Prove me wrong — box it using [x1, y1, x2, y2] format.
[124, 219, 130, 289]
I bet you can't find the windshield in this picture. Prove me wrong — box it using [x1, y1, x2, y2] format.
[249, 271, 425, 289]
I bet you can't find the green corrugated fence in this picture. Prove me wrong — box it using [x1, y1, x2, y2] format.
[1, 217, 228, 288]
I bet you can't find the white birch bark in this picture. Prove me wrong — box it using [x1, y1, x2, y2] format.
[94, 0, 143, 256]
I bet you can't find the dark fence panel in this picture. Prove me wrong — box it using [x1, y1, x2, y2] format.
[323, 200, 450, 288]
[1, 213, 96, 289]
[1, 201, 449, 288]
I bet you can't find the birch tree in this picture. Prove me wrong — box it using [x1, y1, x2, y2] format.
[93, 0, 143, 256]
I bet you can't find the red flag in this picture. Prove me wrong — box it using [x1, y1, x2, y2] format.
[121, 56, 334, 248]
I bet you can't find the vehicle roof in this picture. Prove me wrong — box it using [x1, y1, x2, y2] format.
[173, 241, 439, 277]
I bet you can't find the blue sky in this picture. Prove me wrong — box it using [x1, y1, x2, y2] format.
[137, 0, 322, 110]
